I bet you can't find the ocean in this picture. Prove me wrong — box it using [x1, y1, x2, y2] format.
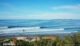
[0, 19, 80, 36]
[0, 19, 80, 28]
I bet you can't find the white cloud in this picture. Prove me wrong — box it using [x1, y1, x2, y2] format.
[0, 12, 79, 20]
[0, 3, 80, 20]
[26, 12, 79, 20]
[51, 4, 80, 10]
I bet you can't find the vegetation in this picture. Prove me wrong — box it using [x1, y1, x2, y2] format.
[16, 40, 30, 46]
[0, 39, 4, 46]
[0, 32, 80, 46]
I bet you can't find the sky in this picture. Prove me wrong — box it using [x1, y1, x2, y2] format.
[0, 0, 80, 20]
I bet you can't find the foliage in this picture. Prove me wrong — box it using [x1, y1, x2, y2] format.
[0, 32, 80, 46]
[16, 40, 30, 46]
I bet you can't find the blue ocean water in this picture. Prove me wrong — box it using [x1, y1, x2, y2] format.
[0, 19, 80, 31]
[0, 19, 80, 28]
[0, 19, 80, 36]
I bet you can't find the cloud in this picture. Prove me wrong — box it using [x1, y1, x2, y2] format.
[51, 4, 80, 10]
[0, 3, 80, 20]
[0, 12, 79, 20]
[26, 12, 79, 20]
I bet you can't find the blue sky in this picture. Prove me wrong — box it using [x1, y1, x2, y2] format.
[0, 0, 80, 20]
